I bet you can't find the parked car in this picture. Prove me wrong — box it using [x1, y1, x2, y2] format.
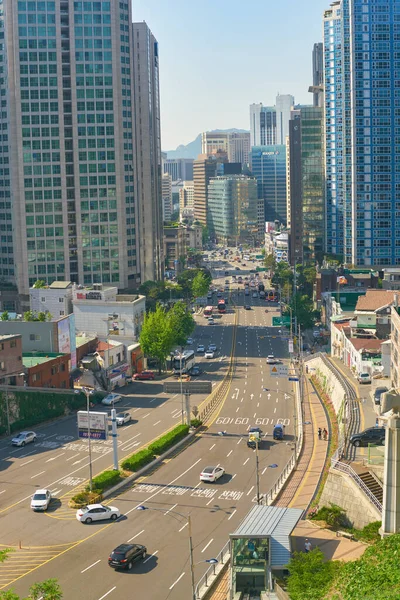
[101, 393, 122, 406]
[108, 543, 147, 570]
[31, 489, 52, 511]
[133, 370, 155, 381]
[350, 427, 385, 447]
[200, 466, 225, 483]
[76, 504, 120, 524]
[115, 412, 131, 426]
[357, 372, 371, 384]
[12, 431, 36, 447]
[374, 386, 388, 405]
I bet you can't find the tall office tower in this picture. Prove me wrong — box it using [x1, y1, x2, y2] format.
[0, 0, 140, 304]
[163, 158, 193, 181]
[162, 173, 172, 221]
[287, 107, 325, 265]
[251, 146, 287, 225]
[179, 181, 194, 220]
[250, 104, 276, 147]
[193, 155, 217, 226]
[227, 132, 251, 168]
[207, 176, 259, 245]
[275, 94, 295, 145]
[133, 22, 163, 283]
[324, 0, 400, 268]
[201, 131, 229, 156]
[312, 43, 324, 107]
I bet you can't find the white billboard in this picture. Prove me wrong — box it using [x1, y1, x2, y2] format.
[77, 411, 108, 440]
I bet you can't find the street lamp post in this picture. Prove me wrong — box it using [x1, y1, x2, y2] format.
[79, 386, 94, 492]
[255, 436, 261, 505]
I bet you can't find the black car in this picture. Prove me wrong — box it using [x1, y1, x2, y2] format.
[244, 305, 251, 310]
[350, 427, 385, 447]
[108, 543, 147, 570]
[373, 386, 388, 405]
[190, 366, 203, 376]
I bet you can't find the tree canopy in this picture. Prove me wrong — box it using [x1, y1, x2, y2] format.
[191, 271, 209, 299]
[287, 548, 340, 600]
[139, 304, 174, 373]
[0, 550, 62, 600]
[168, 301, 195, 347]
[283, 292, 316, 330]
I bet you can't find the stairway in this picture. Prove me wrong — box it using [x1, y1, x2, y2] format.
[357, 470, 383, 504]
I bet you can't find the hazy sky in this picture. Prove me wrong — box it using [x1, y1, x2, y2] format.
[132, 0, 330, 150]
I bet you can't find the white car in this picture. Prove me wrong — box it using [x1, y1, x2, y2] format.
[252, 292, 258, 298]
[12, 431, 36, 447]
[186, 337, 194, 345]
[31, 489, 52, 511]
[197, 344, 205, 353]
[208, 344, 217, 352]
[101, 393, 122, 406]
[267, 355, 278, 364]
[358, 372, 371, 384]
[208, 318, 215, 325]
[115, 412, 131, 426]
[205, 350, 215, 359]
[76, 503, 120, 524]
[200, 466, 225, 483]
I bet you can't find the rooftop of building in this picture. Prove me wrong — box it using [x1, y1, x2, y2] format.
[22, 352, 65, 367]
[30, 280, 72, 291]
[347, 338, 383, 352]
[355, 290, 398, 312]
[332, 320, 351, 331]
[76, 335, 97, 348]
[0, 333, 21, 342]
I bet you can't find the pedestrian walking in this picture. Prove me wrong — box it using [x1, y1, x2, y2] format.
[318, 428, 322, 440]
[323, 428, 328, 441]
[304, 539, 312, 553]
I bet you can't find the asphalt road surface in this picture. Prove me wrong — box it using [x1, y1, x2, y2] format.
[0, 271, 296, 599]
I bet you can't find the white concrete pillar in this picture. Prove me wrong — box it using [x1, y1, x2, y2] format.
[381, 411, 400, 537]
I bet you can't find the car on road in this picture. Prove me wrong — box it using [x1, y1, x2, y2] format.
[186, 337, 194, 345]
[208, 318, 215, 325]
[115, 412, 131, 426]
[205, 350, 215, 359]
[31, 489, 52, 511]
[350, 427, 385, 447]
[189, 366, 203, 376]
[200, 466, 225, 483]
[217, 292, 222, 298]
[374, 386, 388, 405]
[208, 344, 217, 352]
[197, 344, 205, 353]
[252, 292, 258, 298]
[133, 370, 155, 381]
[273, 423, 285, 440]
[76, 503, 121, 524]
[244, 305, 251, 310]
[12, 431, 36, 447]
[357, 372, 371, 384]
[225, 279, 229, 284]
[249, 427, 263, 436]
[108, 543, 147, 570]
[101, 393, 122, 406]
[266, 355, 278, 364]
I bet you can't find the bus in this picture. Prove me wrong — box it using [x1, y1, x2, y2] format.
[218, 299, 226, 313]
[173, 350, 196, 375]
[266, 290, 278, 302]
[204, 306, 213, 317]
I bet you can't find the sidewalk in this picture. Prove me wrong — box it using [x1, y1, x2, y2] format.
[292, 520, 367, 561]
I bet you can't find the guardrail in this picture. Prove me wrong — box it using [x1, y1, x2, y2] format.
[331, 454, 382, 512]
[195, 541, 230, 599]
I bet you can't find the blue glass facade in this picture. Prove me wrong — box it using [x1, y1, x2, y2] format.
[251, 145, 287, 225]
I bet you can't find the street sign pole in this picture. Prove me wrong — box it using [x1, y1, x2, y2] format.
[111, 408, 118, 471]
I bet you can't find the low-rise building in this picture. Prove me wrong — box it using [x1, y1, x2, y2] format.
[264, 223, 289, 263]
[163, 223, 203, 270]
[0, 334, 24, 386]
[351, 290, 397, 340]
[23, 352, 70, 389]
[30, 281, 73, 321]
[95, 340, 129, 390]
[382, 268, 400, 291]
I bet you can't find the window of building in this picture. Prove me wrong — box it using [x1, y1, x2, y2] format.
[0, 362, 5, 370]
[32, 373, 41, 382]
[10, 340, 17, 348]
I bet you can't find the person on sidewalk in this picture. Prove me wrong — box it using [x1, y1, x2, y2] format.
[304, 539, 312, 553]
[323, 428, 328, 441]
[318, 427, 322, 440]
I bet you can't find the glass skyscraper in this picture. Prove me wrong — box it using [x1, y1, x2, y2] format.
[324, 0, 400, 267]
[251, 145, 287, 225]
[0, 0, 139, 302]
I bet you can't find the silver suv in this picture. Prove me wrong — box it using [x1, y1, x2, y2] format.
[12, 431, 37, 447]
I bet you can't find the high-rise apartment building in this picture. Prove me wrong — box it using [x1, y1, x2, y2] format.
[179, 181, 194, 220]
[162, 173, 172, 221]
[324, 0, 400, 268]
[163, 158, 193, 182]
[207, 176, 259, 245]
[133, 22, 163, 283]
[251, 145, 287, 225]
[250, 95, 294, 147]
[193, 156, 217, 226]
[0, 0, 140, 305]
[228, 132, 251, 167]
[312, 43, 324, 107]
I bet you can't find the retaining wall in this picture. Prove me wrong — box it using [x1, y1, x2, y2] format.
[306, 357, 346, 416]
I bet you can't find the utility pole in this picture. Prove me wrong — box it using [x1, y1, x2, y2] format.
[188, 514, 196, 600]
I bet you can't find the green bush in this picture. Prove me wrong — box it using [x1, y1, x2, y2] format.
[349, 520, 381, 543]
[148, 424, 189, 455]
[190, 418, 203, 428]
[70, 490, 103, 507]
[86, 470, 122, 493]
[121, 448, 155, 472]
[310, 503, 347, 529]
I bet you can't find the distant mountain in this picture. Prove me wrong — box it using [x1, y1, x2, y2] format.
[165, 129, 249, 160]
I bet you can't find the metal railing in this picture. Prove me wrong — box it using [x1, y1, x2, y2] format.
[195, 541, 230, 599]
[331, 454, 382, 512]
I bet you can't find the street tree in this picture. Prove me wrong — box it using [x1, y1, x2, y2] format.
[139, 304, 174, 373]
[191, 271, 209, 299]
[0, 550, 62, 600]
[264, 253, 276, 271]
[168, 301, 195, 347]
[0, 311, 9, 321]
[284, 293, 316, 330]
[287, 548, 339, 600]
[177, 268, 212, 299]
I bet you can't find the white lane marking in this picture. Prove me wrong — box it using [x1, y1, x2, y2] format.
[227, 450, 233, 457]
[143, 550, 158, 564]
[247, 485, 255, 496]
[164, 503, 178, 515]
[201, 539, 214, 553]
[262, 467, 268, 475]
[0, 490, 5, 495]
[228, 509, 237, 521]
[243, 458, 250, 466]
[50, 488, 62, 496]
[132, 408, 140, 413]
[231, 474, 237, 480]
[274, 407, 277, 413]
[241, 398, 243, 403]
[30, 470, 46, 479]
[206, 498, 214, 506]
[98, 587, 116, 600]
[142, 413, 151, 419]
[237, 438, 242, 445]
[21, 459, 34, 467]
[46, 453, 65, 463]
[169, 572, 185, 590]
[65, 454, 80, 461]
[209, 444, 216, 450]
[18, 450, 36, 459]
[179, 522, 188, 532]
[257, 403, 259, 408]
[253, 413, 257, 418]
[276, 398, 279, 403]
[149, 398, 156, 403]
[127, 529, 145, 542]
[81, 559, 101, 573]
[236, 407, 239, 413]
[153, 420, 161, 426]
